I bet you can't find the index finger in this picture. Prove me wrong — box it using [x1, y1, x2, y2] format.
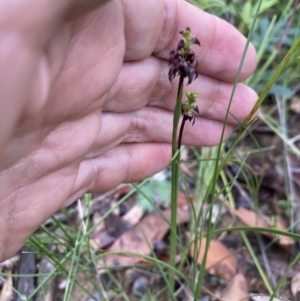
[122, 0, 256, 82]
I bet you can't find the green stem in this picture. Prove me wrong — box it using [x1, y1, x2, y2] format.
[169, 75, 184, 297]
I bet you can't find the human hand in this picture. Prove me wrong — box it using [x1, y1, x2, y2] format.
[0, 0, 257, 261]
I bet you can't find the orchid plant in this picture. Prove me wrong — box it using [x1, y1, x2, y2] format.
[168, 27, 200, 294]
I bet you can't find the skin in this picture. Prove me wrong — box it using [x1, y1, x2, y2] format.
[0, 0, 257, 262]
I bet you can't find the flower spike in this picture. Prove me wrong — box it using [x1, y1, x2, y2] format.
[181, 92, 199, 125]
[168, 28, 200, 85]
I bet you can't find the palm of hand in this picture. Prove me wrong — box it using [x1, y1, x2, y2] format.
[0, 0, 257, 261]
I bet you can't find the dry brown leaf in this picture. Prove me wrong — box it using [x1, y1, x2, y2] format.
[103, 209, 189, 266]
[0, 269, 13, 301]
[91, 205, 144, 251]
[234, 207, 269, 229]
[187, 233, 237, 281]
[219, 273, 248, 301]
[122, 204, 144, 225]
[90, 212, 116, 249]
[233, 207, 294, 248]
[291, 271, 300, 300]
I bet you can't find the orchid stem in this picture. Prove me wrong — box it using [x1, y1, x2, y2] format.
[169, 74, 184, 297]
[168, 28, 200, 299]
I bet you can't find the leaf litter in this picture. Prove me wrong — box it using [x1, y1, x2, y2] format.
[4, 140, 300, 301]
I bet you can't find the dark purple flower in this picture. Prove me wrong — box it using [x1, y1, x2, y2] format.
[168, 28, 200, 85]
